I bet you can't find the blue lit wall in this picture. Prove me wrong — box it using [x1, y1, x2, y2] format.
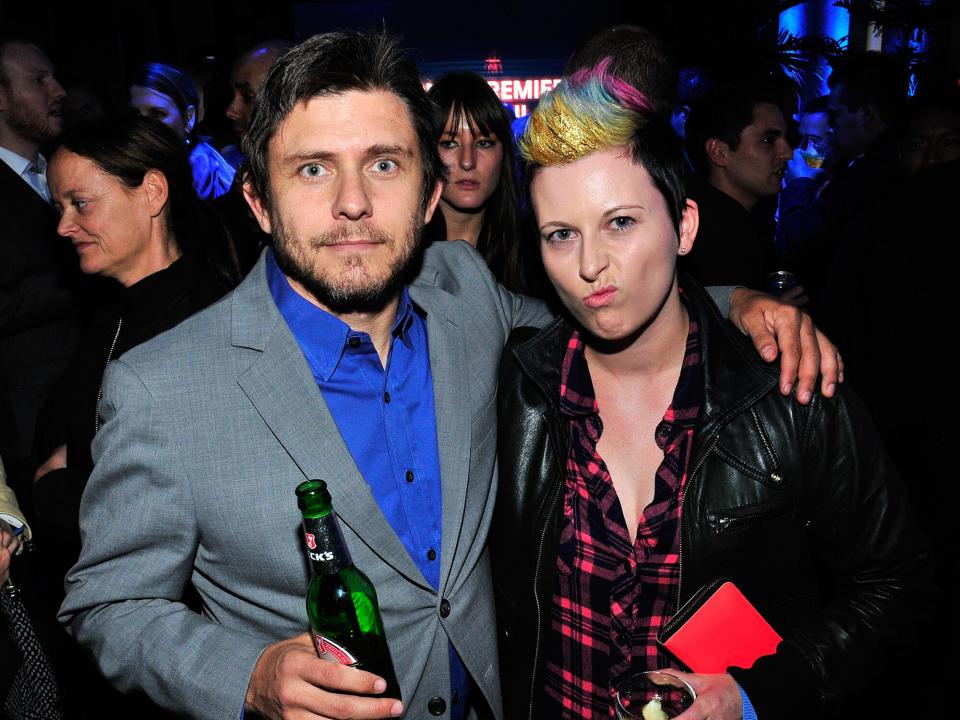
[779, 0, 851, 98]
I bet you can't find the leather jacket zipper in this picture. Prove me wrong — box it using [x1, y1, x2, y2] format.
[677, 431, 721, 603]
[708, 503, 788, 535]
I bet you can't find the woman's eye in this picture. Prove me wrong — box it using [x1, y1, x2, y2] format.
[545, 228, 574, 244]
[438, 140, 457, 150]
[371, 159, 398, 173]
[611, 216, 634, 231]
[477, 138, 497, 149]
[299, 163, 327, 178]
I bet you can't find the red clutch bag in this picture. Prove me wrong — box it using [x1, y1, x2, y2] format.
[658, 578, 782, 673]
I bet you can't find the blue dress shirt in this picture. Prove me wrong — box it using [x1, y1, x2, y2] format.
[267, 251, 469, 717]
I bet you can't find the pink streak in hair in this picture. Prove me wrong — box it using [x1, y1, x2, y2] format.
[568, 57, 654, 114]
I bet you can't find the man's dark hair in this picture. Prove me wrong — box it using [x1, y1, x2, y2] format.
[685, 85, 779, 176]
[802, 95, 829, 115]
[564, 25, 676, 117]
[828, 52, 907, 127]
[242, 30, 444, 214]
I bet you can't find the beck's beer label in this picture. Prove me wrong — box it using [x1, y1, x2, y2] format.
[313, 634, 358, 666]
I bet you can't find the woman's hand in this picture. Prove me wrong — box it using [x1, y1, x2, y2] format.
[34, 444, 67, 483]
[670, 671, 743, 720]
[1, 519, 20, 584]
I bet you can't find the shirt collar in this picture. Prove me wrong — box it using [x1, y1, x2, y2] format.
[0, 145, 45, 176]
[266, 249, 416, 381]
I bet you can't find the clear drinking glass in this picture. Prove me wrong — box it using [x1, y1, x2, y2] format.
[614, 670, 696, 720]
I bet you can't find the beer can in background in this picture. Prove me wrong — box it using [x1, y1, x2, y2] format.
[767, 270, 797, 297]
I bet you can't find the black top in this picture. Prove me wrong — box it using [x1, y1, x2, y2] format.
[681, 180, 776, 291]
[33, 253, 227, 574]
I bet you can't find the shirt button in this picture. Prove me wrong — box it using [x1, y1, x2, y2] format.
[348, 336, 361, 348]
[383, 391, 391, 403]
[405, 470, 414, 483]
[439, 598, 451, 617]
[427, 548, 437, 561]
[428, 696, 446, 715]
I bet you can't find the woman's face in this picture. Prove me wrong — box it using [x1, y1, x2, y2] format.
[532, 146, 698, 342]
[129, 85, 192, 140]
[437, 110, 504, 212]
[49, 149, 160, 286]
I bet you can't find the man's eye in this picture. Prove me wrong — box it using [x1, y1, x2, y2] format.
[299, 163, 327, 178]
[149, 108, 167, 120]
[371, 159, 398, 173]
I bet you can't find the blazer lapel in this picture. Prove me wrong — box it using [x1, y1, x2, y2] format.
[233, 261, 429, 588]
[409, 283, 471, 593]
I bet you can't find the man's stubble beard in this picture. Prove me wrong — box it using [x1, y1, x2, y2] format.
[6, 96, 61, 146]
[271, 211, 426, 314]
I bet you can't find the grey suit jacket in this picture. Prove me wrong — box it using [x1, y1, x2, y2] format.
[59, 241, 550, 719]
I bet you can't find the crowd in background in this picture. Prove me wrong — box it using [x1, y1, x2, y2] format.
[1, 20, 955, 719]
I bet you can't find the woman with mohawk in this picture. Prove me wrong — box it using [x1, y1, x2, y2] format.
[489, 62, 932, 720]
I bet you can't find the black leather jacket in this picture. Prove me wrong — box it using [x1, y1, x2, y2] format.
[491, 277, 932, 720]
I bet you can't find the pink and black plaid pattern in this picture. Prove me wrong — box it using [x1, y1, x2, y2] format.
[542, 312, 702, 719]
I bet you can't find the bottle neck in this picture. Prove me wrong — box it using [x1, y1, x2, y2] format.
[301, 512, 352, 575]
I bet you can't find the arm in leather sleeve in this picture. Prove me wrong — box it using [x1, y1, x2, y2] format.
[729, 385, 936, 719]
[58, 359, 270, 720]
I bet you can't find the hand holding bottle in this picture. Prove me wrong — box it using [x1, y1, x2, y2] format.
[244, 632, 403, 719]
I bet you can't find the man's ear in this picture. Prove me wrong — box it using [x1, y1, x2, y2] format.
[705, 137, 729, 168]
[142, 169, 169, 217]
[422, 179, 444, 225]
[678, 199, 699, 256]
[243, 180, 272, 234]
[861, 101, 879, 129]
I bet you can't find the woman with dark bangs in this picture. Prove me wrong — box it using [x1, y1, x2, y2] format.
[426, 72, 539, 294]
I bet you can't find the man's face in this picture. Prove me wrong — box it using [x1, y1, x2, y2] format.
[225, 51, 277, 139]
[716, 102, 791, 208]
[0, 43, 65, 148]
[901, 107, 960, 177]
[245, 90, 442, 313]
[798, 110, 831, 157]
[828, 82, 868, 159]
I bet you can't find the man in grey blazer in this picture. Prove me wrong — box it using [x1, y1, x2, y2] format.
[60, 31, 839, 720]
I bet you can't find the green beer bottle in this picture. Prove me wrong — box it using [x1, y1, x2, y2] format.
[296, 479, 402, 701]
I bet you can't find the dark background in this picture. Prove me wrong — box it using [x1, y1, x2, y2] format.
[4, 1, 960, 143]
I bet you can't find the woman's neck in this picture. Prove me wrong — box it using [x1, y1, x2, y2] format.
[120, 229, 183, 288]
[439, 199, 486, 248]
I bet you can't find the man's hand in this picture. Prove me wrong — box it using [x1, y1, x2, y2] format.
[671, 671, 743, 720]
[786, 148, 824, 183]
[245, 633, 403, 719]
[1, 520, 20, 585]
[34, 444, 67, 483]
[778, 284, 809, 309]
[730, 288, 843, 403]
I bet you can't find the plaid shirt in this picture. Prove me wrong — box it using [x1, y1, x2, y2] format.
[542, 308, 703, 719]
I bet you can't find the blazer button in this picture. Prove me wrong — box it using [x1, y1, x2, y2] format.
[428, 696, 447, 715]
[439, 598, 451, 617]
